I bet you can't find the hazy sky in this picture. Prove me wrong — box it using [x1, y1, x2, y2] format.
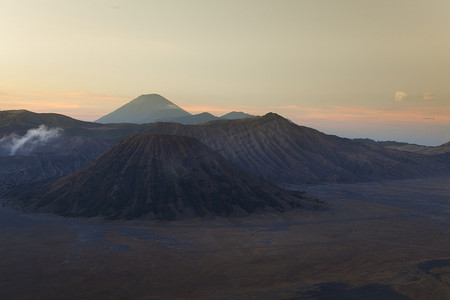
[1, 0, 449, 145]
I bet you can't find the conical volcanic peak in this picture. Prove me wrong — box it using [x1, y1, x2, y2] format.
[95, 94, 192, 124]
[16, 134, 301, 220]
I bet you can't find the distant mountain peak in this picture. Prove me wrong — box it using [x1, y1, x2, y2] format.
[95, 94, 191, 124]
[263, 112, 282, 118]
[95, 94, 256, 125]
[257, 112, 291, 124]
[134, 93, 176, 104]
[124, 94, 186, 109]
[141, 93, 161, 97]
[220, 111, 255, 120]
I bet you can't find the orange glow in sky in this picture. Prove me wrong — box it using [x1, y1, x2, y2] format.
[1, 1, 449, 145]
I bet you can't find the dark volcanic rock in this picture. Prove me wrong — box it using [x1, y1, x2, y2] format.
[144, 113, 450, 184]
[0, 155, 91, 196]
[0, 110, 157, 194]
[13, 134, 300, 220]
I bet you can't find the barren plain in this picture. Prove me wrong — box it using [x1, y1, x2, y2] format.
[1, 177, 449, 299]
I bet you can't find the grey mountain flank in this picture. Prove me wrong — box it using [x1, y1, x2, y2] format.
[10, 134, 306, 220]
[143, 113, 449, 184]
[95, 94, 255, 124]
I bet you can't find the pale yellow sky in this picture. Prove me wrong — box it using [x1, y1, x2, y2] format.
[1, 0, 449, 145]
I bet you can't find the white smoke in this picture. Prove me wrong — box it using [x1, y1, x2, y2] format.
[0, 125, 62, 156]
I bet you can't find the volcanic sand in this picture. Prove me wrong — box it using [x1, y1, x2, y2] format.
[1, 177, 449, 299]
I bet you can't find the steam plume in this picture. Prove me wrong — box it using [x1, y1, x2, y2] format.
[0, 125, 62, 156]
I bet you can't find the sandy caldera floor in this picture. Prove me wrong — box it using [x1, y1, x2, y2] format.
[1, 177, 450, 300]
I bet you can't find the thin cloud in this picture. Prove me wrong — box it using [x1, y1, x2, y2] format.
[273, 105, 450, 125]
[18, 92, 126, 102]
[274, 105, 324, 112]
[423, 92, 436, 101]
[394, 91, 408, 103]
[0, 91, 130, 121]
[0, 91, 127, 102]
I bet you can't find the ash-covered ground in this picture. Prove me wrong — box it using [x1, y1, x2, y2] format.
[1, 177, 449, 299]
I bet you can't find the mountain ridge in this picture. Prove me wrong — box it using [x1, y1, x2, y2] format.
[1, 110, 448, 196]
[10, 134, 305, 220]
[143, 113, 450, 184]
[357, 138, 450, 156]
[95, 94, 256, 124]
[0, 109, 101, 136]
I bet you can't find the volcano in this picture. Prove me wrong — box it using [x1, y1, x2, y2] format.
[15, 134, 302, 220]
[143, 113, 450, 184]
[95, 94, 192, 124]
